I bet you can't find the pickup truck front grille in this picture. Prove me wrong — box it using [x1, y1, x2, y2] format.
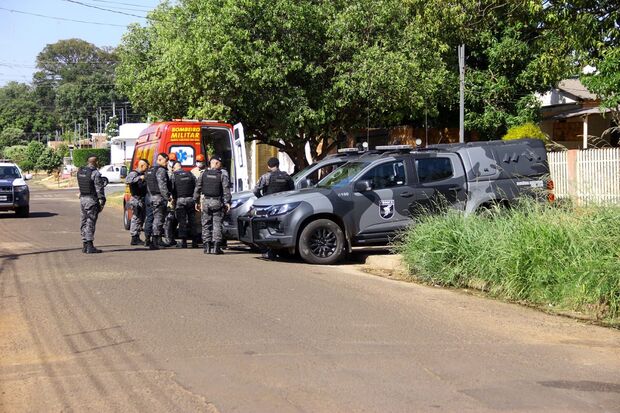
[0, 186, 12, 193]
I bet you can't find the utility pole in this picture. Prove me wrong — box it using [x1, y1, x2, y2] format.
[112, 101, 116, 118]
[458, 44, 465, 144]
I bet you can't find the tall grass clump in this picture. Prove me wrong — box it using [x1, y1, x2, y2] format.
[397, 199, 620, 321]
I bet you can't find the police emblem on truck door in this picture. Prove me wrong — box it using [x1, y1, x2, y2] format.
[380, 200, 394, 219]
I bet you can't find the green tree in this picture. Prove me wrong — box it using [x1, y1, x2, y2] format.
[1, 145, 28, 163]
[105, 115, 119, 137]
[36, 147, 64, 174]
[0, 127, 26, 150]
[502, 123, 549, 142]
[25, 141, 46, 170]
[34, 39, 123, 131]
[582, 47, 620, 127]
[0, 82, 56, 136]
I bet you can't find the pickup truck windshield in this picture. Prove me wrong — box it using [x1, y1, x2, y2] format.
[0, 166, 21, 180]
[317, 161, 368, 189]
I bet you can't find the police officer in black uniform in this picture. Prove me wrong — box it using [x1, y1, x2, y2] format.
[145, 153, 171, 250]
[77, 155, 106, 254]
[253, 157, 295, 198]
[253, 157, 294, 259]
[125, 158, 149, 245]
[171, 161, 197, 248]
[194, 155, 231, 254]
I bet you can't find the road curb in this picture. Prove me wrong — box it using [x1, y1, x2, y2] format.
[360, 253, 409, 280]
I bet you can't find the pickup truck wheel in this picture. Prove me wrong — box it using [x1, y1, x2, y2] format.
[15, 206, 29, 218]
[299, 219, 345, 265]
[123, 202, 130, 230]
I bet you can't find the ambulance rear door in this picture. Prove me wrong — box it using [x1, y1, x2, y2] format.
[233, 123, 250, 192]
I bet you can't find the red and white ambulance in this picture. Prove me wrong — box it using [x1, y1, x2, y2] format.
[123, 120, 249, 229]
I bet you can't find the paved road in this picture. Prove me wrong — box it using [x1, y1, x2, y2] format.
[1, 188, 619, 413]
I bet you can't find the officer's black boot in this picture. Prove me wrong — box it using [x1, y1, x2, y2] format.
[178, 238, 188, 249]
[82, 242, 87, 253]
[85, 241, 102, 254]
[203, 242, 212, 254]
[144, 235, 152, 247]
[213, 242, 224, 255]
[130, 235, 143, 246]
[149, 236, 160, 250]
[191, 238, 199, 249]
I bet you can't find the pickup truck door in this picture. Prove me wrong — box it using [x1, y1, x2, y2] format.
[350, 159, 413, 243]
[233, 123, 250, 192]
[411, 153, 467, 213]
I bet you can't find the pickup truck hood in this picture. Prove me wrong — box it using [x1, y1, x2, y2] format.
[252, 188, 334, 207]
[0, 178, 16, 187]
[232, 190, 255, 202]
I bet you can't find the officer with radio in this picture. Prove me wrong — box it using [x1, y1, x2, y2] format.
[194, 155, 231, 254]
[77, 155, 106, 254]
[125, 159, 149, 245]
[145, 153, 171, 250]
[172, 161, 197, 248]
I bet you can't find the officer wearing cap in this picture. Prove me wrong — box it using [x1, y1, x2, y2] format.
[171, 161, 197, 248]
[194, 155, 231, 254]
[77, 155, 106, 253]
[125, 158, 149, 245]
[254, 157, 294, 198]
[191, 154, 207, 178]
[145, 153, 171, 249]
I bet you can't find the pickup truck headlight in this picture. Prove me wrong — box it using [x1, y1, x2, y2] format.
[13, 185, 28, 193]
[230, 198, 246, 209]
[267, 202, 300, 216]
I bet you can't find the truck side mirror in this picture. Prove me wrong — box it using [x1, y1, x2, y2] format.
[120, 166, 128, 179]
[24, 173, 33, 180]
[354, 179, 373, 192]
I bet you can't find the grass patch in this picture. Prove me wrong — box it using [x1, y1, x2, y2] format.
[106, 192, 125, 209]
[397, 200, 620, 323]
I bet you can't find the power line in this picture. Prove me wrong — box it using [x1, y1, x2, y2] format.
[62, 0, 149, 19]
[0, 6, 128, 27]
[91, 0, 159, 9]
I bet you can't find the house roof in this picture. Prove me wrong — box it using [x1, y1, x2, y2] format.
[548, 106, 611, 120]
[557, 78, 598, 101]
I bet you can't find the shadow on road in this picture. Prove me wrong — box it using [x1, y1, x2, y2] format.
[0, 211, 58, 219]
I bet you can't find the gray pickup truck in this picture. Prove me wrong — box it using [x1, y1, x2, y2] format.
[238, 139, 551, 264]
[223, 148, 366, 240]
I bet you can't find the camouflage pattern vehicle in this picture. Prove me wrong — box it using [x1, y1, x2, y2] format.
[238, 139, 551, 264]
[223, 148, 367, 240]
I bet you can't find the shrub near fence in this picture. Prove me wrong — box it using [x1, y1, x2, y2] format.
[72, 148, 110, 168]
[398, 200, 620, 323]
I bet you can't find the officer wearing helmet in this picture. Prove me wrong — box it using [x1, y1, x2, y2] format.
[171, 161, 197, 248]
[125, 158, 149, 245]
[145, 153, 171, 249]
[254, 157, 294, 198]
[194, 155, 231, 254]
[191, 154, 207, 178]
[77, 155, 106, 254]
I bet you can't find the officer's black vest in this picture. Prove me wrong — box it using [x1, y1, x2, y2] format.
[265, 170, 292, 195]
[129, 171, 147, 197]
[174, 170, 195, 198]
[77, 167, 96, 196]
[145, 166, 161, 194]
[201, 169, 223, 197]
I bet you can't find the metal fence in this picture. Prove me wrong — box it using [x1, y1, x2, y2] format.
[548, 148, 620, 205]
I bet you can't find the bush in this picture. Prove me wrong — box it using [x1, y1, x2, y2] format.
[397, 200, 620, 322]
[25, 141, 46, 167]
[502, 122, 548, 142]
[1, 145, 28, 163]
[0, 127, 26, 150]
[72, 148, 110, 168]
[18, 160, 35, 172]
[36, 147, 64, 174]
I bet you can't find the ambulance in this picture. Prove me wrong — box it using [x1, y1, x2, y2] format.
[123, 120, 249, 230]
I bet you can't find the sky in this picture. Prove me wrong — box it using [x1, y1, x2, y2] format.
[0, 0, 162, 86]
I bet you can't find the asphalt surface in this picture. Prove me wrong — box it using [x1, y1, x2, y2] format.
[1, 188, 619, 413]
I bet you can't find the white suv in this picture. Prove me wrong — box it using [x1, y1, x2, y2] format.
[0, 160, 32, 217]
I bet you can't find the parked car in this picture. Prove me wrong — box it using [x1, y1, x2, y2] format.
[0, 160, 32, 217]
[99, 164, 128, 185]
[223, 148, 367, 241]
[239, 139, 552, 264]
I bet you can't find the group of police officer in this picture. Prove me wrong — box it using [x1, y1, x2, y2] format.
[77, 152, 294, 256]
